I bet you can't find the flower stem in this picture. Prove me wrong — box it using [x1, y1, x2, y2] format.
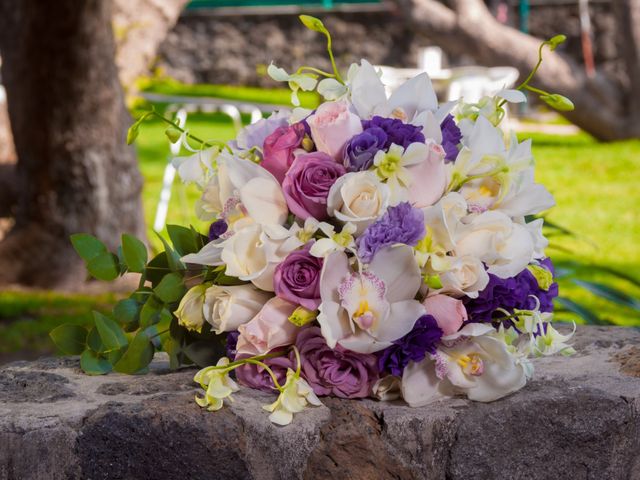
[296, 66, 336, 78]
[149, 111, 232, 152]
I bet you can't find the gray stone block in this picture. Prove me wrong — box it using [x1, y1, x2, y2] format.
[1, 326, 639, 480]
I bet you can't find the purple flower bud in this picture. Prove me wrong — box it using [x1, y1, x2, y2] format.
[362, 116, 425, 149]
[208, 219, 228, 241]
[377, 315, 443, 376]
[441, 114, 462, 162]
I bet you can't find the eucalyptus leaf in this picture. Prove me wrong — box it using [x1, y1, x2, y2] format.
[167, 224, 200, 256]
[154, 272, 185, 303]
[50, 324, 87, 355]
[154, 231, 184, 272]
[113, 332, 155, 374]
[80, 349, 112, 375]
[182, 339, 226, 368]
[121, 234, 148, 273]
[87, 252, 120, 281]
[93, 311, 128, 351]
[70, 233, 107, 262]
[114, 298, 141, 327]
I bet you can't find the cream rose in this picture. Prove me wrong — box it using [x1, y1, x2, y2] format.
[454, 211, 534, 279]
[326, 171, 390, 234]
[203, 285, 271, 334]
[437, 254, 489, 299]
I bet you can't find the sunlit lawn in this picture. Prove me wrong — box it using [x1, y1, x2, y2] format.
[2, 108, 639, 362]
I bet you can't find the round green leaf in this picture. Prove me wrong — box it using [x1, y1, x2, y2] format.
[50, 324, 88, 355]
[154, 272, 185, 304]
[80, 349, 112, 375]
[87, 252, 120, 281]
[70, 233, 107, 262]
[93, 311, 128, 351]
[113, 332, 154, 374]
[114, 298, 141, 326]
[121, 234, 148, 273]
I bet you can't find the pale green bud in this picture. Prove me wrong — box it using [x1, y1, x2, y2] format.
[540, 94, 574, 111]
[288, 306, 318, 327]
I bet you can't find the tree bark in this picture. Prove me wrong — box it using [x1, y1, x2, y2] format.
[113, 0, 190, 89]
[0, 0, 145, 287]
[394, 0, 640, 141]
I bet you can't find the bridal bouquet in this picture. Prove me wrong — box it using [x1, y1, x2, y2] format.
[52, 16, 576, 426]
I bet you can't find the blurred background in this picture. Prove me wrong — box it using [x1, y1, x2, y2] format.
[0, 0, 638, 364]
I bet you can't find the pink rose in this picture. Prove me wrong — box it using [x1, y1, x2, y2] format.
[236, 297, 299, 356]
[307, 101, 363, 160]
[407, 141, 447, 208]
[422, 294, 468, 335]
[261, 123, 306, 183]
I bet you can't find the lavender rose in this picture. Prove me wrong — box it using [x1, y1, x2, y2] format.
[377, 315, 443, 376]
[296, 326, 379, 398]
[343, 126, 387, 172]
[235, 353, 295, 392]
[356, 202, 425, 263]
[362, 116, 425, 149]
[261, 122, 306, 183]
[282, 152, 346, 220]
[274, 244, 323, 310]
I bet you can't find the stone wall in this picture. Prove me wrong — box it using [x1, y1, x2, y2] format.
[1, 326, 639, 479]
[157, 2, 625, 87]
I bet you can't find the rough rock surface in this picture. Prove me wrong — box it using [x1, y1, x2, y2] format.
[1, 326, 639, 480]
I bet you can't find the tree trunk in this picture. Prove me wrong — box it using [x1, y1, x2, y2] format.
[0, 0, 145, 287]
[394, 0, 640, 141]
[113, 0, 190, 90]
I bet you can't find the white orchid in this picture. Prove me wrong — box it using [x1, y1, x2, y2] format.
[373, 142, 431, 205]
[402, 323, 528, 406]
[348, 60, 451, 127]
[267, 63, 318, 107]
[172, 147, 218, 189]
[449, 116, 553, 217]
[194, 357, 240, 411]
[309, 222, 357, 258]
[317, 245, 426, 353]
[263, 368, 323, 426]
[195, 151, 288, 229]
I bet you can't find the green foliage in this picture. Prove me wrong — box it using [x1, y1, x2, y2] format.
[121, 234, 148, 273]
[113, 331, 154, 374]
[154, 273, 186, 303]
[93, 312, 128, 351]
[49, 324, 88, 355]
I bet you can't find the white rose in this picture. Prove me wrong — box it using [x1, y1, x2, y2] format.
[203, 285, 271, 334]
[454, 210, 534, 279]
[326, 171, 390, 234]
[174, 284, 208, 333]
[437, 254, 489, 299]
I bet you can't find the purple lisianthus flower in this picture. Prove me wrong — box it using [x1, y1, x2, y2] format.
[356, 202, 425, 263]
[464, 258, 559, 325]
[235, 352, 295, 392]
[282, 152, 346, 220]
[208, 219, 228, 242]
[296, 326, 379, 398]
[225, 330, 240, 359]
[343, 126, 388, 172]
[274, 244, 323, 310]
[441, 114, 462, 162]
[362, 116, 425, 149]
[377, 315, 443, 376]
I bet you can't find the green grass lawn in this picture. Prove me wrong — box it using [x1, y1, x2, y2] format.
[1, 108, 639, 362]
